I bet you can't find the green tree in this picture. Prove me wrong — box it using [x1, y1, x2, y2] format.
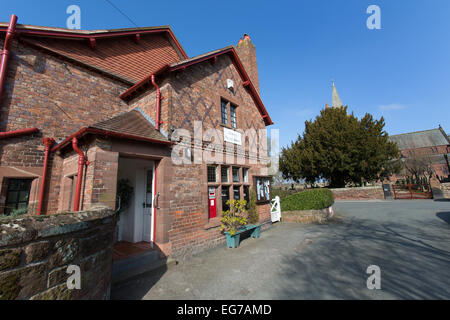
[279, 106, 400, 188]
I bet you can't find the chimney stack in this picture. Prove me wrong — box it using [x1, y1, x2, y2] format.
[235, 34, 260, 94]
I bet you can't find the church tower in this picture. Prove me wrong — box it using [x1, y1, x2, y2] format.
[332, 81, 343, 108]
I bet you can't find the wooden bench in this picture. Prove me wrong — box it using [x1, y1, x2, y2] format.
[225, 224, 262, 248]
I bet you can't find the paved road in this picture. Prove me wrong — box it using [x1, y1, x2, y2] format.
[111, 200, 450, 300]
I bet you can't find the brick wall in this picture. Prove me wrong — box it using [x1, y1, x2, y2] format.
[0, 39, 133, 214]
[1, 39, 130, 166]
[0, 207, 117, 300]
[150, 54, 272, 258]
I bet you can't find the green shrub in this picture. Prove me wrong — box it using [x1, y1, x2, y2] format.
[220, 200, 248, 236]
[281, 189, 334, 211]
[271, 188, 299, 200]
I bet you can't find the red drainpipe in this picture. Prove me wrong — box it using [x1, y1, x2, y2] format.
[150, 74, 162, 131]
[72, 137, 88, 212]
[37, 137, 55, 215]
[153, 164, 158, 243]
[0, 14, 39, 139]
[0, 14, 17, 102]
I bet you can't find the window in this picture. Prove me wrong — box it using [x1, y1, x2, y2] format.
[208, 165, 248, 219]
[5, 179, 32, 215]
[222, 186, 230, 212]
[221, 99, 228, 125]
[207, 166, 217, 183]
[242, 168, 249, 183]
[233, 186, 241, 201]
[221, 166, 229, 183]
[230, 105, 237, 129]
[220, 98, 238, 128]
[243, 185, 250, 207]
[232, 167, 240, 183]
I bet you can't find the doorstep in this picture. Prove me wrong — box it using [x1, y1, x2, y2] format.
[112, 243, 177, 286]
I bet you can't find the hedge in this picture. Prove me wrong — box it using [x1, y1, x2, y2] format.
[280, 189, 334, 211]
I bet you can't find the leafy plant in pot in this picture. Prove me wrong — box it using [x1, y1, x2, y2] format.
[220, 199, 248, 248]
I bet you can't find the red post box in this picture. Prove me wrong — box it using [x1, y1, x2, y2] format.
[208, 187, 217, 218]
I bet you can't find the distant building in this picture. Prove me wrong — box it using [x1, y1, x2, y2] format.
[389, 127, 450, 181]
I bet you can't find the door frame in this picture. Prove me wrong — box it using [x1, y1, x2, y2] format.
[142, 162, 156, 245]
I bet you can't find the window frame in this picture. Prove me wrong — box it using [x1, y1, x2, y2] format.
[207, 165, 251, 222]
[230, 104, 237, 129]
[221, 99, 228, 126]
[232, 167, 240, 183]
[220, 98, 238, 129]
[4, 178, 32, 215]
[221, 166, 229, 183]
[207, 165, 217, 183]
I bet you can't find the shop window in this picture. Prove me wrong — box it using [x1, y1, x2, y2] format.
[4, 179, 32, 215]
[221, 166, 229, 183]
[243, 185, 250, 207]
[207, 166, 217, 183]
[222, 186, 230, 212]
[232, 167, 240, 183]
[242, 168, 249, 183]
[233, 186, 241, 201]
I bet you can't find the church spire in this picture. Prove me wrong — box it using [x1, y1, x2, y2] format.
[332, 81, 343, 108]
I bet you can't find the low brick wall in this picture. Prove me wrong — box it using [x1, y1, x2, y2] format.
[441, 183, 450, 199]
[330, 186, 384, 200]
[0, 207, 117, 300]
[282, 206, 334, 224]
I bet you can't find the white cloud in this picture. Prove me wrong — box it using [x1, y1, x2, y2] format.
[379, 104, 407, 111]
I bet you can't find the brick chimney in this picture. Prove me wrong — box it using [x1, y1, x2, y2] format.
[235, 34, 260, 94]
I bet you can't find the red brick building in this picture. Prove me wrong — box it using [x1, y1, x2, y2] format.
[0, 15, 274, 257]
[389, 127, 450, 182]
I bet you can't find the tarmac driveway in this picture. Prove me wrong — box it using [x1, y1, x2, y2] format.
[111, 200, 450, 300]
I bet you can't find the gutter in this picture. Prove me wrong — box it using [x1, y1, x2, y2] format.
[51, 127, 174, 153]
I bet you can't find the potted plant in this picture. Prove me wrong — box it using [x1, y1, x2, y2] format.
[220, 199, 248, 248]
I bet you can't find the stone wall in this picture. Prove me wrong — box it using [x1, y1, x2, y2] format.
[441, 183, 450, 199]
[0, 207, 117, 300]
[282, 207, 334, 224]
[330, 186, 384, 200]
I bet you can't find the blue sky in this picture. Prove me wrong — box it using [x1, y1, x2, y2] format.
[1, 0, 449, 148]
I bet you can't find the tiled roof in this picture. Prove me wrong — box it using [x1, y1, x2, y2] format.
[52, 109, 171, 152]
[22, 33, 182, 83]
[389, 128, 449, 150]
[90, 109, 169, 142]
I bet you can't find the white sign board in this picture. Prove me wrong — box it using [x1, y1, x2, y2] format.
[270, 196, 281, 222]
[224, 127, 242, 145]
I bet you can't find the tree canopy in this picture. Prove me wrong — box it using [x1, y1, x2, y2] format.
[279, 106, 400, 188]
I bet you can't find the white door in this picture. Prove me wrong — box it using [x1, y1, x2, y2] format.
[142, 164, 155, 243]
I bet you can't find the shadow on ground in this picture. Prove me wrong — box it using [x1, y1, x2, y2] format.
[111, 243, 169, 300]
[275, 214, 450, 299]
[436, 212, 450, 224]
